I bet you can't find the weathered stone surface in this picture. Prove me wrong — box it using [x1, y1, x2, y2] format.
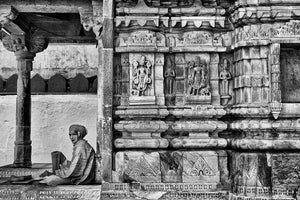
[6, 74, 17, 92]
[31, 73, 46, 92]
[48, 74, 67, 92]
[115, 152, 161, 183]
[70, 73, 89, 92]
[231, 153, 271, 190]
[272, 154, 300, 187]
[160, 151, 182, 183]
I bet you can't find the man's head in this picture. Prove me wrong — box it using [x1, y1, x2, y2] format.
[69, 124, 87, 145]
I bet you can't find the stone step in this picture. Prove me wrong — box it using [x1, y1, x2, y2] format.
[0, 163, 52, 178]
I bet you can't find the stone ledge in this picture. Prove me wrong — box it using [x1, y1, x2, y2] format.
[0, 185, 101, 200]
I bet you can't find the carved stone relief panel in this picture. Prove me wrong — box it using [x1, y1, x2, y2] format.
[129, 53, 155, 105]
[185, 53, 211, 104]
[164, 54, 176, 106]
[174, 53, 186, 106]
[182, 151, 220, 183]
[219, 54, 233, 106]
[115, 152, 161, 183]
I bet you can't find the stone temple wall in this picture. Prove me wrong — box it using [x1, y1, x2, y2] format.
[102, 0, 300, 199]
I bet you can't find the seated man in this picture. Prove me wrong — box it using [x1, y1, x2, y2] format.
[39, 124, 96, 186]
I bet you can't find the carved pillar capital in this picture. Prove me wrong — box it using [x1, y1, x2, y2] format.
[0, 6, 18, 26]
[78, 3, 103, 40]
[2, 35, 48, 55]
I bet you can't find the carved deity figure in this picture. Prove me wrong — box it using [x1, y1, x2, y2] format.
[132, 55, 152, 96]
[164, 56, 176, 95]
[219, 58, 232, 96]
[188, 56, 210, 96]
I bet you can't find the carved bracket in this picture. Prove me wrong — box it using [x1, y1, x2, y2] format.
[0, 6, 18, 27]
[78, 6, 103, 39]
[2, 34, 48, 54]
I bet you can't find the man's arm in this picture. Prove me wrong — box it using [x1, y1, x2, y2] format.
[55, 145, 82, 179]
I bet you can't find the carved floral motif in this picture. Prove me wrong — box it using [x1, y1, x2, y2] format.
[132, 55, 152, 96]
[175, 31, 213, 47]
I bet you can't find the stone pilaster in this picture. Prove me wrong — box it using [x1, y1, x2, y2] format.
[2, 35, 47, 167]
[97, 0, 114, 183]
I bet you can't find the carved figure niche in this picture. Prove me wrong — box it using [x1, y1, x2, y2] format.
[219, 58, 232, 105]
[129, 54, 155, 105]
[186, 56, 211, 104]
[164, 55, 176, 106]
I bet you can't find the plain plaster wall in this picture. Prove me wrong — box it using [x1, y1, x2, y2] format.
[0, 95, 97, 166]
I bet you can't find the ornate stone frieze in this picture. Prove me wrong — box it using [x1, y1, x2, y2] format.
[115, 16, 169, 28]
[171, 16, 225, 28]
[231, 21, 300, 49]
[117, 30, 166, 48]
[114, 150, 226, 185]
[174, 31, 213, 47]
[230, 6, 300, 26]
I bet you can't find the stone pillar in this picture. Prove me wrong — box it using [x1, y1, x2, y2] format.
[14, 51, 35, 167]
[2, 35, 47, 167]
[97, 0, 114, 182]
